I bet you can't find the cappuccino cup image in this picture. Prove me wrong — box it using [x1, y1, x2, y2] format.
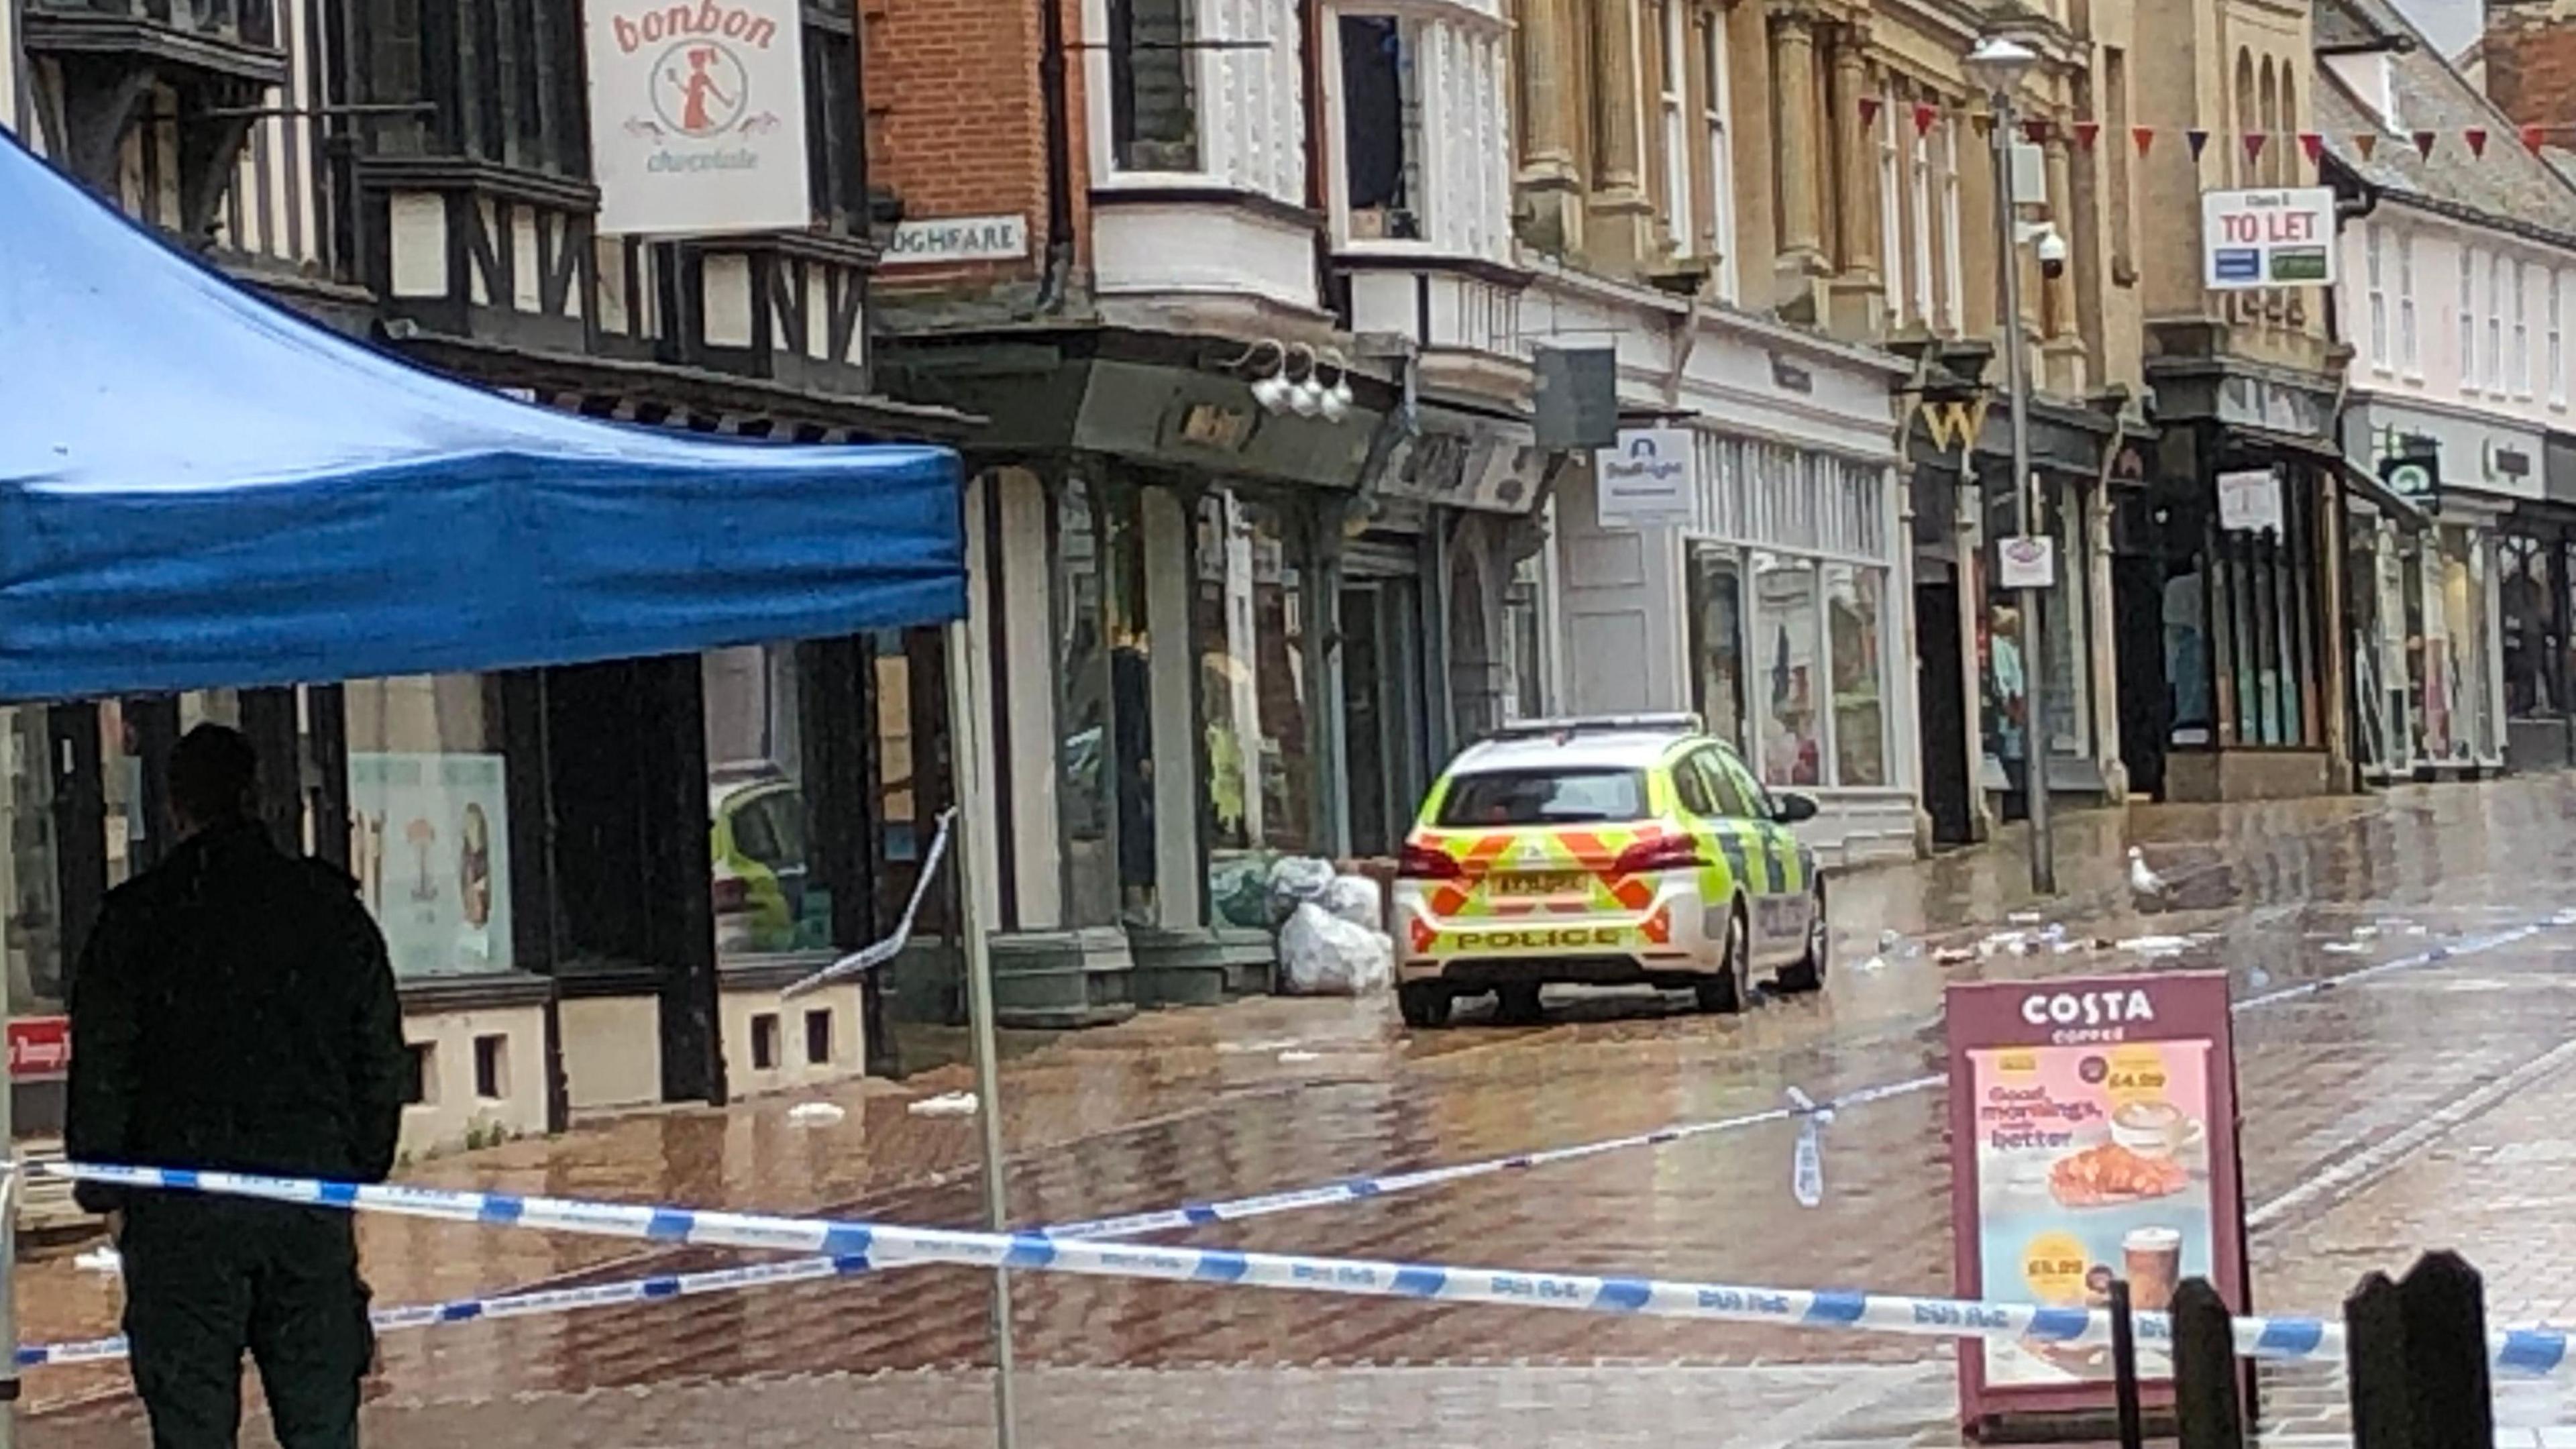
[2108, 1099, 2204, 1158]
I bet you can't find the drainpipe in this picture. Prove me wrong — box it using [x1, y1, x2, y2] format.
[1032, 0, 1076, 313]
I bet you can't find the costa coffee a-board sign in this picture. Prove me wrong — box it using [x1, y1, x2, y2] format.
[9, 1016, 69, 1082]
[585, 0, 812, 236]
[1945, 971, 2249, 1435]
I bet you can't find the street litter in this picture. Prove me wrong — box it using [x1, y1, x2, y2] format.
[1278, 900, 1394, 996]
[1277, 1050, 1323, 1065]
[1856, 954, 1888, 973]
[1978, 931, 2034, 957]
[909, 1091, 979, 1118]
[2321, 941, 2372, 955]
[2116, 934, 2195, 957]
[786, 1102, 847, 1127]
[1935, 946, 1977, 966]
[2007, 911, 2044, 926]
[74, 1246, 120, 1275]
[1217, 1039, 1307, 1055]
[2352, 924, 2381, 940]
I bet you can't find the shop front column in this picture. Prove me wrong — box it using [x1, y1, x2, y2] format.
[1956, 471, 1996, 841]
[1824, 22, 1884, 339]
[1769, 5, 1828, 285]
[1587, 0, 1654, 268]
[2085, 474, 2127, 799]
[2319, 474, 2352, 785]
[2042, 136, 2086, 396]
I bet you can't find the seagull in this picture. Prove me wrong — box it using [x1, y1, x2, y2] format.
[2128, 846, 2169, 904]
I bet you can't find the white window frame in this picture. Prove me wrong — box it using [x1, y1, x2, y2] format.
[1087, 0, 1307, 206]
[2489, 252, 2506, 391]
[1878, 89, 1902, 316]
[1939, 117, 1964, 335]
[1700, 9, 1737, 301]
[2398, 229, 2419, 378]
[1656, 0, 1690, 252]
[2461, 248, 2479, 391]
[2366, 225, 2390, 372]
[2552, 269, 2567, 409]
[2514, 259, 2532, 398]
[1909, 103, 1935, 327]
[1316, 1, 1511, 263]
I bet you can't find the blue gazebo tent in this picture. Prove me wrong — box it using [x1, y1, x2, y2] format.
[0, 127, 964, 701]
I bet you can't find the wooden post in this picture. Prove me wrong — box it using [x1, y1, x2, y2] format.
[2173, 1277, 2245, 1448]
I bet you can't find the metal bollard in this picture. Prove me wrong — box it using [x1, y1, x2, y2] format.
[2108, 1277, 2145, 1449]
[2345, 1251, 2493, 1449]
[2172, 1277, 2245, 1448]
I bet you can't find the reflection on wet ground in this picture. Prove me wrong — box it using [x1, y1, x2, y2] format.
[25, 781, 2576, 1446]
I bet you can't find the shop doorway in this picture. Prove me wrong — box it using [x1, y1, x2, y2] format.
[1915, 576, 1974, 845]
[2113, 555, 2171, 799]
[1341, 578, 1431, 858]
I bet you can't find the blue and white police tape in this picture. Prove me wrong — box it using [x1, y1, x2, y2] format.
[31, 1161, 2576, 1380]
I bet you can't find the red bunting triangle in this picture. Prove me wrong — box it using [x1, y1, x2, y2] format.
[2299, 131, 2324, 164]
[2243, 131, 2268, 162]
[2023, 117, 2052, 145]
[2133, 125, 2156, 156]
[1860, 97, 1883, 128]
[2525, 124, 2549, 154]
[1914, 101, 1940, 138]
[2355, 132, 2379, 160]
[2465, 126, 2489, 158]
[2413, 129, 2438, 158]
[2186, 129, 2211, 160]
[2074, 121, 2101, 152]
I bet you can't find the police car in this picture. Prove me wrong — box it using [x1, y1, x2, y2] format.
[1390, 713, 1827, 1028]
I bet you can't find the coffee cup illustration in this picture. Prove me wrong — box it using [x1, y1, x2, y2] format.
[2122, 1226, 2184, 1311]
[2108, 1099, 2204, 1159]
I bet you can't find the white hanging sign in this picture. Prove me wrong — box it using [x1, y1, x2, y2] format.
[1996, 535, 2056, 590]
[1595, 427, 1698, 529]
[586, 0, 812, 237]
[2218, 468, 2286, 534]
[2202, 188, 2337, 290]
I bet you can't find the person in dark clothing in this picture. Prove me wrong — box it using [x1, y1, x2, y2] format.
[67, 723, 407, 1449]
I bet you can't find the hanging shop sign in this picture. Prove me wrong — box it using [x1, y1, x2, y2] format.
[348, 753, 515, 978]
[1946, 971, 2250, 1434]
[586, 0, 812, 236]
[1595, 427, 1697, 529]
[1997, 535, 2057, 590]
[2217, 468, 2285, 534]
[7, 1016, 69, 1082]
[2201, 189, 2337, 289]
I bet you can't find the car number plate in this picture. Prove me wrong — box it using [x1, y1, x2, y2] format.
[1491, 871, 1587, 897]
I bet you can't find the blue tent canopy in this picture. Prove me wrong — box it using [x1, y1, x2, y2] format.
[0, 131, 965, 703]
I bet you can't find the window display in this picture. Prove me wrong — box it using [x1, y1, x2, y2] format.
[345, 675, 512, 979]
[1196, 490, 1314, 928]
[1686, 547, 1748, 755]
[1826, 565, 1888, 787]
[1753, 551, 1823, 788]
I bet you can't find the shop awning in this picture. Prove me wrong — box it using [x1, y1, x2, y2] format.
[0, 131, 965, 702]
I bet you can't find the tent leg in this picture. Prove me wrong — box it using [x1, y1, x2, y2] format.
[1, 989, 17, 1449]
[942, 619, 1017, 1449]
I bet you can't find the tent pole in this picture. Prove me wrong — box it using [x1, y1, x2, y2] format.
[942, 617, 1017, 1449]
[2, 986, 17, 1449]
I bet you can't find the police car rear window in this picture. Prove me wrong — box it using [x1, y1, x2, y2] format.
[1436, 769, 1647, 827]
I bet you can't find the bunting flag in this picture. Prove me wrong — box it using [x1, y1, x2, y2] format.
[2186, 129, 2211, 160]
[1860, 97, 1883, 129]
[2299, 131, 2324, 165]
[2355, 131, 2379, 160]
[1845, 100, 2576, 168]
[2243, 131, 2268, 162]
[2413, 129, 2438, 158]
[2133, 125, 2155, 156]
[1913, 101, 1940, 138]
[2526, 123, 2549, 154]
[2074, 120, 2101, 152]
[2465, 126, 2489, 158]
[2023, 117, 2051, 145]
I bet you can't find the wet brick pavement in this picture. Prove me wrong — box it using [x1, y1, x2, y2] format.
[25, 781, 2576, 1446]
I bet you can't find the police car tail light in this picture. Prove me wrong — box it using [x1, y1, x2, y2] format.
[1396, 843, 1462, 880]
[1612, 836, 1703, 875]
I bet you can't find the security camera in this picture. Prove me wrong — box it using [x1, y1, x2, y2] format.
[2036, 227, 2069, 280]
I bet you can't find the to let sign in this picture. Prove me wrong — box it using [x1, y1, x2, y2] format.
[1944, 972, 2250, 1436]
[2202, 188, 2337, 289]
[9, 1016, 69, 1081]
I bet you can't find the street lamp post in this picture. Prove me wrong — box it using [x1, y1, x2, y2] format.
[1964, 35, 2056, 896]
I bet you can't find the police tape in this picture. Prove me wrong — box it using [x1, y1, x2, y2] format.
[19, 911, 2565, 1371]
[31, 1160, 2576, 1381]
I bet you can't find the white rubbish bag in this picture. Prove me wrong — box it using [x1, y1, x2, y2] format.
[1277, 902, 1395, 996]
[1268, 856, 1337, 908]
[1321, 873, 1383, 930]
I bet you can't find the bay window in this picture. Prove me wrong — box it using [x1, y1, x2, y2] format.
[1110, 0, 1201, 171]
[1102, 0, 1306, 204]
[1326, 0, 1509, 258]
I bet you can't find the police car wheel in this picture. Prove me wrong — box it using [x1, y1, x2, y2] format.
[1495, 982, 1545, 1024]
[1398, 983, 1451, 1029]
[1776, 885, 1829, 994]
[1695, 908, 1749, 1014]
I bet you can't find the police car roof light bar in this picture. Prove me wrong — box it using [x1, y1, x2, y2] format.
[1486, 712, 1704, 742]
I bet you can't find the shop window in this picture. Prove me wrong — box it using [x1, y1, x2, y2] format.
[1196, 490, 1313, 928]
[751, 1012, 781, 1071]
[1825, 565, 1888, 788]
[1752, 552, 1823, 788]
[343, 676, 511, 980]
[1982, 598, 2032, 767]
[703, 645, 835, 960]
[804, 1007, 833, 1066]
[1109, 0, 1201, 172]
[1339, 15, 1424, 240]
[1685, 546, 1749, 757]
[473, 1033, 509, 1100]
[2503, 536, 2554, 718]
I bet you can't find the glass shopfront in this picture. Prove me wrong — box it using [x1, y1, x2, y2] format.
[1195, 488, 1316, 928]
[1681, 439, 1894, 792]
[1978, 476, 2093, 793]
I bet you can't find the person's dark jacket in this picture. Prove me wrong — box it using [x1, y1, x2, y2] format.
[66, 819, 406, 1214]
